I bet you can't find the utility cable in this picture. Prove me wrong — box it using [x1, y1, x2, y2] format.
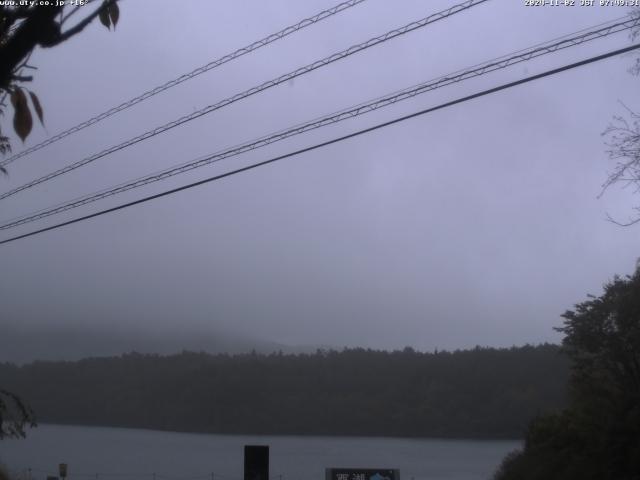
[1, 42, 638, 246]
[0, 0, 369, 168]
[0, 0, 489, 200]
[0, 16, 636, 230]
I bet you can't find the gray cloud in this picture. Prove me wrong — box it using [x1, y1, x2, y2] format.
[0, 0, 638, 359]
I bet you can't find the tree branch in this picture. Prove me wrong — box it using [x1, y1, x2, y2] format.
[60, 0, 99, 26]
[0, 6, 62, 88]
[55, 0, 115, 45]
[11, 74, 32, 82]
[605, 211, 640, 227]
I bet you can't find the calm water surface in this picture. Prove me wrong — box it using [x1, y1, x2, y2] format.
[0, 425, 520, 480]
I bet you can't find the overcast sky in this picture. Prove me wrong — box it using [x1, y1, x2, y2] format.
[0, 0, 638, 355]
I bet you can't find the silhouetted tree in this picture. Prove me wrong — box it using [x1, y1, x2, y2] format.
[0, 0, 120, 163]
[0, 389, 36, 439]
[494, 262, 640, 480]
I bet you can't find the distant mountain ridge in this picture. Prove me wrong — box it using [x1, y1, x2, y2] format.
[0, 324, 322, 364]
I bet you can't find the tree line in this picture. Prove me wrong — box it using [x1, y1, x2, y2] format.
[0, 344, 568, 439]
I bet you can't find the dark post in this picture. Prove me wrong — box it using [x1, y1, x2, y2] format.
[244, 445, 269, 480]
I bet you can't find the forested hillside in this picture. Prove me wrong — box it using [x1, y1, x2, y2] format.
[0, 345, 568, 439]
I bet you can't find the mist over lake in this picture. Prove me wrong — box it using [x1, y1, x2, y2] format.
[1, 425, 520, 480]
[1, 0, 639, 478]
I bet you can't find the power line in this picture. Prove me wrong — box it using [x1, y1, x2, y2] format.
[0, 0, 489, 201]
[1, 16, 636, 230]
[0, 0, 369, 168]
[1, 42, 638, 247]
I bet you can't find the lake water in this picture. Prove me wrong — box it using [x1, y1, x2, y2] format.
[0, 425, 520, 480]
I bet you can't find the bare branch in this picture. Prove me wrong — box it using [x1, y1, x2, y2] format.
[605, 210, 640, 227]
[600, 98, 640, 225]
[601, 106, 640, 193]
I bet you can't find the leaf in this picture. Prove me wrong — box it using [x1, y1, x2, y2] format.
[99, 6, 111, 30]
[0, 135, 10, 156]
[28, 90, 44, 126]
[109, 2, 120, 29]
[10, 88, 32, 142]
